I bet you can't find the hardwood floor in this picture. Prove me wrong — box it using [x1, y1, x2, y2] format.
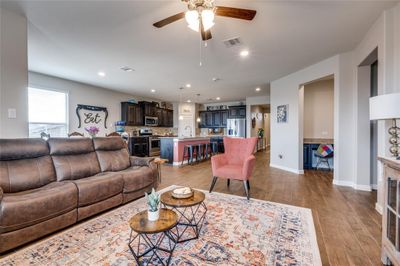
[159, 149, 382, 266]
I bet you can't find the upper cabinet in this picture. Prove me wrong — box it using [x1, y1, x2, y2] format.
[199, 110, 228, 128]
[121, 101, 173, 127]
[121, 102, 143, 126]
[228, 105, 246, 119]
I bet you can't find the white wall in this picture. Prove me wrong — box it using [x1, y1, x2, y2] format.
[303, 79, 334, 139]
[0, 8, 28, 138]
[270, 2, 400, 205]
[271, 55, 343, 175]
[29, 72, 139, 136]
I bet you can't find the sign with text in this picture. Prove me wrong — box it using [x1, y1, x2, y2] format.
[76, 104, 108, 129]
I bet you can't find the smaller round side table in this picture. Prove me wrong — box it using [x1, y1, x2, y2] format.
[128, 208, 178, 266]
[160, 190, 207, 243]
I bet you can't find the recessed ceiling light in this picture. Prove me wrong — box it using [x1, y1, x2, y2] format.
[216, 97, 221, 101]
[121, 66, 134, 72]
[97, 71, 106, 77]
[186, 84, 191, 88]
[240, 50, 249, 57]
[256, 87, 261, 92]
[151, 89, 156, 93]
[187, 100, 191, 103]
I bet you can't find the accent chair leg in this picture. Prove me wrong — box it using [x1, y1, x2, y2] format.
[246, 180, 250, 190]
[227, 179, 230, 187]
[209, 176, 218, 193]
[243, 180, 250, 200]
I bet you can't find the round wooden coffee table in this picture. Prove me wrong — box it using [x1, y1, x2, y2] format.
[128, 208, 178, 266]
[160, 189, 207, 243]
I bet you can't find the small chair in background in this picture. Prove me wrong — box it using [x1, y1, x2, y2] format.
[68, 131, 84, 137]
[106, 132, 121, 137]
[40, 132, 50, 140]
[315, 144, 334, 170]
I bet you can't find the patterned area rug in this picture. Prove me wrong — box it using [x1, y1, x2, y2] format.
[0, 186, 321, 265]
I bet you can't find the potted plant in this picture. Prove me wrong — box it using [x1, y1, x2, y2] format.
[258, 128, 264, 138]
[145, 188, 160, 221]
[84, 126, 99, 138]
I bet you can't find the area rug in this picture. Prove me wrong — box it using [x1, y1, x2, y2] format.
[0, 186, 321, 266]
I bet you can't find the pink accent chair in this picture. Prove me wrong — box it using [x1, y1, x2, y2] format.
[210, 137, 258, 200]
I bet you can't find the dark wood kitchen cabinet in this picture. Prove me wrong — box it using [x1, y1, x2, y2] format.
[198, 110, 228, 128]
[139, 101, 158, 117]
[228, 105, 246, 118]
[121, 102, 143, 126]
[157, 108, 173, 127]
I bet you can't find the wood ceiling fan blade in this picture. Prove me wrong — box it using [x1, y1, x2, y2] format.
[153, 12, 185, 28]
[215, 6, 256, 20]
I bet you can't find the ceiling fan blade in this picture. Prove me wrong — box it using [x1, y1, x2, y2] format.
[215, 6, 256, 20]
[153, 12, 185, 28]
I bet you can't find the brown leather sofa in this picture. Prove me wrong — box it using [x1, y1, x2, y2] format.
[0, 137, 158, 253]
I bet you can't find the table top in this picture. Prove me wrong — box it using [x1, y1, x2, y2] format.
[160, 189, 205, 208]
[154, 158, 168, 164]
[129, 208, 177, 234]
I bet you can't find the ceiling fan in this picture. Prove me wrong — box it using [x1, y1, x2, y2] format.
[153, 0, 256, 41]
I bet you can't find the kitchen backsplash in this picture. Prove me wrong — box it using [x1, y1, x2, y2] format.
[125, 126, 178, 136]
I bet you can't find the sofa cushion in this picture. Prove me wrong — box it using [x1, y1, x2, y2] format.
[0, 182, 77, 233]
[48, 138, 94, 155]
[0, 138, 49, 160]
[52, 153, 101, 181]
[0, 156, 56, 193]
[119, 166, 155, 193]
[72, 172, 123, 207]
[48, 138, 101, 181]
[93, 137, 130, 172]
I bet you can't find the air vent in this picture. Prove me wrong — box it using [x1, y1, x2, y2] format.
[223, 37, 242, 48]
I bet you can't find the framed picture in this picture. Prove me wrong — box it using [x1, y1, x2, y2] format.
[277, 104, 288, 123]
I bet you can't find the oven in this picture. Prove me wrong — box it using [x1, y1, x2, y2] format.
[149, 136, 160, 157]
[144, 116, 158, 127]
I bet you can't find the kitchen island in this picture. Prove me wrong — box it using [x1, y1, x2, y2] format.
[160, 136, 217, 166]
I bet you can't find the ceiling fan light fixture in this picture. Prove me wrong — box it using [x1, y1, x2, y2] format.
[185, 10, 200, 32]
[201, 9, 215, 31]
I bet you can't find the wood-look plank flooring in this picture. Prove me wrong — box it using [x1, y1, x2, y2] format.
[159, 149, 382, 266]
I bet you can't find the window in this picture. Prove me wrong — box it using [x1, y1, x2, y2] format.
[28, 87, 68, 138]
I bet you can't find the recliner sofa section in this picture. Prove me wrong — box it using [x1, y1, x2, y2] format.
[0, 137, 158, 253]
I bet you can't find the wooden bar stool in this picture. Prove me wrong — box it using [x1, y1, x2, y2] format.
[182, 144, 195, 165]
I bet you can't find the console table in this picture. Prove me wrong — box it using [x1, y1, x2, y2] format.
[379, 157, 400, 265]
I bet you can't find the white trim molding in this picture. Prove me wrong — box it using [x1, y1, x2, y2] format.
[375, 202, 383, 215]
[270, 164, 304, 175]
[332, 179, 372, 191]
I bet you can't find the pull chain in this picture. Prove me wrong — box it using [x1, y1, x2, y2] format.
[199, 37, 202, 67]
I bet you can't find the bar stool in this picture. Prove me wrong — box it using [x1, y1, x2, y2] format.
[203, 142, 212, 160]
[211, 142, 219, 156]
[182, 144, 195, 165]
[196, 143, 205, 162]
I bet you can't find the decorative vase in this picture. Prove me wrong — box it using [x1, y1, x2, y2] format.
[148, 209, 159, 221]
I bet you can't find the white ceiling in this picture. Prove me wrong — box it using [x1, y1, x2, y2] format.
[2, 0, 398, 103]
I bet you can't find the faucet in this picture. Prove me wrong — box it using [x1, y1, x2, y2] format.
[184, 126, 192, 137]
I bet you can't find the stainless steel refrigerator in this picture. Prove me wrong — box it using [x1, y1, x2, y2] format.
[227, 119, 246, 138]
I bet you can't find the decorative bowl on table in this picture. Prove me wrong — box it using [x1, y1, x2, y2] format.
[172, 187, 193, 199]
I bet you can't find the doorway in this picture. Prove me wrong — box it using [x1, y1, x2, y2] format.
[300, 75, 335, 173]
[250, 104, 270, 154]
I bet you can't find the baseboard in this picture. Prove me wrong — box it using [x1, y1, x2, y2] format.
[371, 184, 378, 190]
[375, 202, 383, 215]
[332, 179, 372, 192]
[270, 163, 304, 175]
[172, 158, 200, 166]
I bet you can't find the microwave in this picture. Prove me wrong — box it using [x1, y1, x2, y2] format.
[145, 116, 158, 127]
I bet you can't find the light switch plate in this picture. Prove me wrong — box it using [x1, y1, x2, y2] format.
[8, 108, 16, 119]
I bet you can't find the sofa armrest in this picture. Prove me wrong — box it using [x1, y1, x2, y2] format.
[130, 156, 155, 167]
[242, 155, 256, 179]
[211, 154, 228, 173]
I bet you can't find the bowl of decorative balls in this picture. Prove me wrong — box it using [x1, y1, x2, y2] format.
[172, 187, 194, 199]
